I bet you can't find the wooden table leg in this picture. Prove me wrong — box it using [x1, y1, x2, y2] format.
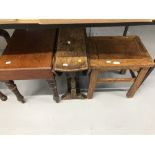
[120, 69, 127, 74]
[0, 29, 10, 43]
[87, 70, 97, 99]
[47, 78, 60, 103]
[0, 91, 7, 101]
[0, 31, 10, 102]
[62, 72, 87, 100]
[140, 60, 155, 86]
[120, 26, 129, 75]
[126, 68, 149, 98]
[4, 80, 25, 103]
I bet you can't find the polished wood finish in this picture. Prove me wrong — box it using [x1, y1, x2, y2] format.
[0, 29, 60, 103]
[0, 29, 25, 102]
[0, 29, 56, 79]
[87, 36, 154, 99]
[0, 29, 56, 80]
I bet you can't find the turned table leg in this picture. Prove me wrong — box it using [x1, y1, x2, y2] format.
[47, 78, 60, 103]
[61, 72, 87, 100]
[0, 29, 10, 43]
[0, 30, 10, 102]
[0, 91, 7, 101]
[4, 80, 25, 103]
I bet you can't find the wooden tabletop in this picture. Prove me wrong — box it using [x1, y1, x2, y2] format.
[0, 19, 154, 25]
[54, 27, 88, 72]
[87, 36, 154, 69]
[1, 29, 57, 70]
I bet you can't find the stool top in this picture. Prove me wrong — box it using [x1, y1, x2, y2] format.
[54, 28, 88, 72]
[87, 36, 154, 69]
[0, 29, 57, 70]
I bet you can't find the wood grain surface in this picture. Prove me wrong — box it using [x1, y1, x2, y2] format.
[54, 27, 88, 72]
[0, 19, 153, 25]
[0, 29, 57, 80]
[86, 36, 154, 69]
[87, 35, 154, 99]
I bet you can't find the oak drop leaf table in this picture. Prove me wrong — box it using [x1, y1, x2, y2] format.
[54, 27, 88, 99]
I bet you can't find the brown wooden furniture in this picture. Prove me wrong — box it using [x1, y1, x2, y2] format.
[86, 36, 154, 98]
[0, 29, 25, 102]
[54, 27, 88, 72]
[0, 19, 154, 25]
[0, 29, 60, 103]
[54, 27, 88, 99]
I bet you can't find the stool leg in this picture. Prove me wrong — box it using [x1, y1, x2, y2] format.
[4, 80, 25, 103]
[126, 68, 149, 98]
[87, 70, 97, 99]
[120, 26, 129, 75]
[140, 61, 155, 86]
[0, 91, 7, 101]
[120, 69, 127, 74]
[47, 78, 60, 103]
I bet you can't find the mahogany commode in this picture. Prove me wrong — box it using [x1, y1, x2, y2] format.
[0, 29, 60, 103]
[0, 29, 24, 102]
